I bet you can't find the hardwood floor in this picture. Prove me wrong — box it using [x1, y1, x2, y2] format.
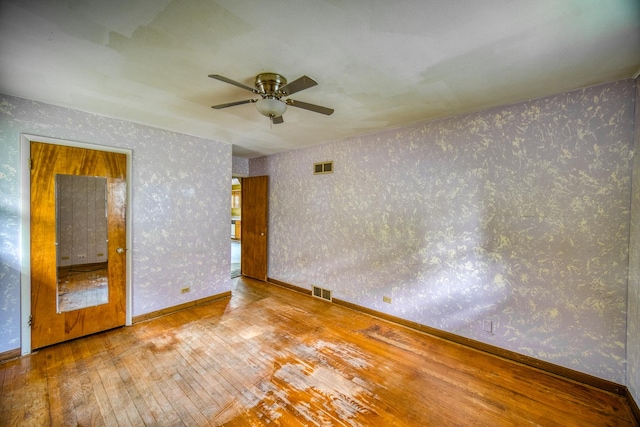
[1, 277, 637, 426]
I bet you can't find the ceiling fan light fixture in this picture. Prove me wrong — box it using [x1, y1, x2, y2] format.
[256, 97, 287, 118]
[210, 73, 333, 122]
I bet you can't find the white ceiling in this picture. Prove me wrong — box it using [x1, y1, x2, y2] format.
[1, 1, 639, 158]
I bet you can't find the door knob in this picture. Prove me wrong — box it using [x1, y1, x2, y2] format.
[116, 247, 125, 254]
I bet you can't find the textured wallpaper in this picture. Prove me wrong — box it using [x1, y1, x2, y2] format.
[251, 80, 635, 383]
[0, 94, 232, 353]
[232, 156, 249, 176]
[628, 78, 640, 404]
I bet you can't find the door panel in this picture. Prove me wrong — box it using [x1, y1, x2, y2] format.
[30, 142, 127, 349]
[241, 176, 268, 281]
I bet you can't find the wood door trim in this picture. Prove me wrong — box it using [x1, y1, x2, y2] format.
[19, 134, 132, 355]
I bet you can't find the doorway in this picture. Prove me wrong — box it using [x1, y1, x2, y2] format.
[231, 177, 241, 278]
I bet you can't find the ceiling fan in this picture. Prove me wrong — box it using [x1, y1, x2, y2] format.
[209, 72, 334, 124]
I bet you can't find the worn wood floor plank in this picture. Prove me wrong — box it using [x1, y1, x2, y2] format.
[1, 357, 21, 425]
[123, 350, 182, 425]
[1, 277, 637, 426]
[85, 355, 119, 426]
[45, 345, 78, 426]
[68, 339, 107, 426]
[21, 353, 50, 426]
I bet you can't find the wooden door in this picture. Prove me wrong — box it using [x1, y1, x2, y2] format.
[241, 176, 268, 281]
[30, 142, 127, 349]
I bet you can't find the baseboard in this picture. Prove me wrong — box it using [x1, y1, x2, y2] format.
[267, 278, 312, 296]
[626, 388, 640, 424]
[132, 291, 232, 324]
[0, 348, 21, 363]
[266, 278, 627, 397]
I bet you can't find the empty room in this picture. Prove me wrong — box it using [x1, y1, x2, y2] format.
[1, 1, 640, 425]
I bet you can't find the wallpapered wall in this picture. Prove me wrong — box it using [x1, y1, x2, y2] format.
[628, 78, 640, 405]
[250, 80, 635, 384]
[232, 156, 249, 176]
[0, 94, 232, 353]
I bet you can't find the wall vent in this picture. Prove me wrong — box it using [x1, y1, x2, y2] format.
[314, 161, 333, 175]
[312, 285, 332, 301]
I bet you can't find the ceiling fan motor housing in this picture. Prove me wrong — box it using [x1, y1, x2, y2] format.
[255, 73, 287, 98]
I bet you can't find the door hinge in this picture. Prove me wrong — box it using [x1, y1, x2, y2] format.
[28, 158, 33, 170]
[28, 315, 33, 328]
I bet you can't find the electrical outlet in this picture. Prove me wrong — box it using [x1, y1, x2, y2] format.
[181, 287, 190, 294]
[383, 296, 392, 304]
[483, 320, 493, 333]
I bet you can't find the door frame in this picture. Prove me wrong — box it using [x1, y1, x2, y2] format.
[19, 134, 133, 355]
[231, 174, 246, 278]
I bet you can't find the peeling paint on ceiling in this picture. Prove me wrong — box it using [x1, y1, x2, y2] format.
[1, 0, 639, 157]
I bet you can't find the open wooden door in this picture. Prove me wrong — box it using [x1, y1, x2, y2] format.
[30, 142, 127, 349]
[241, 176, 268, 281]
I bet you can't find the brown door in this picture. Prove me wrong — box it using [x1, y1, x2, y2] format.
[241, 176, 268, 281]
[30, 142, 127, 349]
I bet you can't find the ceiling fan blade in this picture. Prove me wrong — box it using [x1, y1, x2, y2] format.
[279, 76, 317, 96]
[285, 99, 334, 115]
[208, 74, 257, 93]
[211, 99, 257, 109]
[272, 115, 284, 124]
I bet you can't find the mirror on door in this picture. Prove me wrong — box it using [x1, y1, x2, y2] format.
[55, 174, 109, 312]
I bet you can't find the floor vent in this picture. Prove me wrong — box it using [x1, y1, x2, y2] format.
[312, 286, 332, 301]
[314, 161, 333, 175]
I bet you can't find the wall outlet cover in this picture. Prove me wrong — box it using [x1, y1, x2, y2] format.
[483, 320, 493, 333]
